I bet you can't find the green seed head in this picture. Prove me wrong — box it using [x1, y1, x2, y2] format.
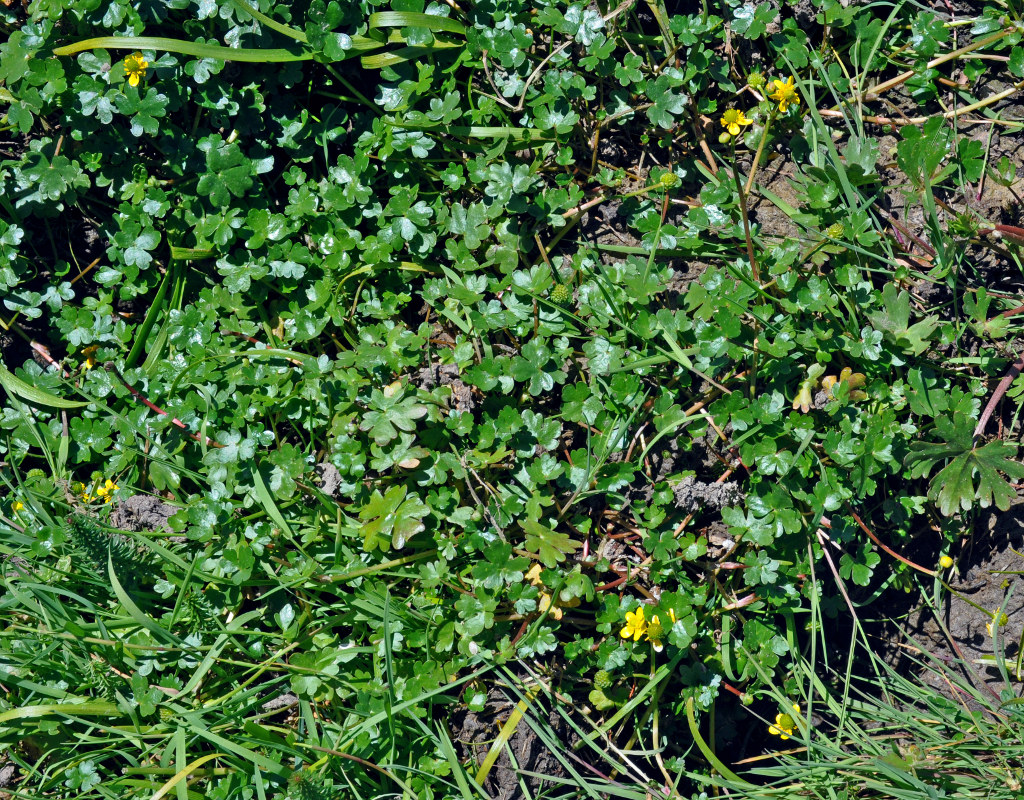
[550, 283, 572, 306]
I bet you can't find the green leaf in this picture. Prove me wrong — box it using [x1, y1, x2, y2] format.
[520, 519, 580, 568]
[839, 545, 881, 586]
[359, 484, 428, 551]
[964, 287, 1009, 339]
[359, 386, 428, 445]
[732, 4, 778, 38]
[645, 73, 688, 129]
[113, 86, 168, 137]
[906, 412, 1024, 515]
[866, 283, 939, 355]
[368, 11, 466, 37]
[896, 116, 954, 188]
[909, 10, 948, 59]
[1010, 46, 1024, 78]
[905, 368, 949, 417]
[197, 136, 255, 206]
[614, 52, 644, 86]
[52, 36, 338, 62]
[957, 136, 985, 183]
[561, 4, 605, 47]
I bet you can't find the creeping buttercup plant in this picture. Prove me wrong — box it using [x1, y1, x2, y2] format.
[4, 0, 1024, 797]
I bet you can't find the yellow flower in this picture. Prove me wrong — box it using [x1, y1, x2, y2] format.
[646, 608, 676, 652]
[81, 345, 99, 370]
[82, 478, 118, 504]
[987, 613, 1009, 637]
[94, 478, 119, 504]
[938, 555, 954, 569]
[124, 53, 149, 88]
[720, 108, 753, 137]
[12, 500, 24, 515]
[620, 606, 648, 641]
[768, 76, 800, 113]
[769, 704, 800, 739]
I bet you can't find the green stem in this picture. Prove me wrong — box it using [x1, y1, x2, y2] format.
[743, 108, 776, 196]
[685, 697, 751, 786]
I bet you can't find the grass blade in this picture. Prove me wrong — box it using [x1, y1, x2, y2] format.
[0, 363, 86, 408]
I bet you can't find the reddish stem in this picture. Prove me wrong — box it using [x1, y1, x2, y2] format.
[105, 363, 224, 448]
[974, 352, 1024, 442]
[842, 509, 936, 577]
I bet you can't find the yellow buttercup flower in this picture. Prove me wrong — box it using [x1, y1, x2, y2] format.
[620, 606, 648, 641]
[82, 478, 119, 504]
[646, 608, 676, 652]
[769, 703, 800, 739]
[720, 108, 753, 137]
[768, 76, 800, 113]
[81, 345, 99, 370]
[938, 555, 954, 570]
[124, 53, 149, 88]
[12, 500, 24, 515]
[94, 478, 119, 504]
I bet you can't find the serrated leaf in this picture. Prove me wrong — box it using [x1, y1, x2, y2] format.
[359, 484, 428, 551]
[521, 519, 580, 568]
[907, 412, 1024, 514]
[866, 283, 939, 355]
[905, 368, 949, 417]
[896, 116, 954, 188]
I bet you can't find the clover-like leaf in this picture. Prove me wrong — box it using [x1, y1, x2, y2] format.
[359, 386, 428, 445]
[197, 135, 254, 206]
[113, 86, 168, 137]
[645, 74, 688, 129]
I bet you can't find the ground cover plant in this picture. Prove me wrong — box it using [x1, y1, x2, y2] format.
[3, 0, 1024, 796]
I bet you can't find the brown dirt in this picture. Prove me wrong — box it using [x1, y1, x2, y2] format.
[449, 686, 582, 800]
[894, 503, 1024, 703]
[109, 494, 178, 533]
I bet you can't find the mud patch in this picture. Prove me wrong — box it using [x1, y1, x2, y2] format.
[313, 461, 343, 499]
[670, 475, 744, 513]
[0, 761, 16, 794]
[893, 504, 1024, 703]
[415, 362, 476, 413]
[109, 494, 177, 533]
[450, 688, 581, 800]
